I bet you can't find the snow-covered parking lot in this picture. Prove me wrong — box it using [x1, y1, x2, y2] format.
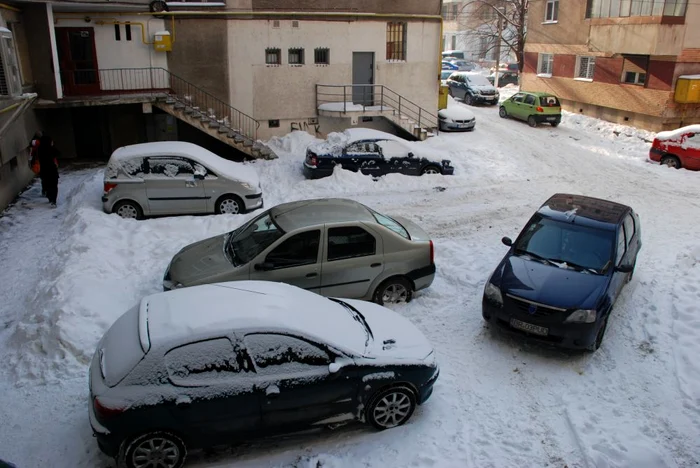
[1, 92, 699, 468]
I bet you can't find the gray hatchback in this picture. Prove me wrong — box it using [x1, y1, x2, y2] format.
[103, 141, 263, 219]
[164, 198, 436, 304]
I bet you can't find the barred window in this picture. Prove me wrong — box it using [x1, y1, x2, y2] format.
[288, 48, 304, 65]
[314, 48, 330, 65]
[265, 48, 281, 65]
[537, 53, 554, 75]
[576, 56, 596, 79]
[386, 22, 407, 61]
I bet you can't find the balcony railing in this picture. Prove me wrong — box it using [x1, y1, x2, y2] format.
[59, 67, 260, 141]
[316, 84, 439, 132]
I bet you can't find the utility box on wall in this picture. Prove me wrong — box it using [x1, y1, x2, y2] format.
[675, 75, 700, 104]
[438, 85, 449, 110]
[153, 31, 172, 52]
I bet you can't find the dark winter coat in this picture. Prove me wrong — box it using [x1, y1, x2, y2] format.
[37, 137, 59, 180]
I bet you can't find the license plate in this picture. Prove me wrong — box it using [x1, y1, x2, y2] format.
[546, 117, 557, 121]
[457, 124, 467, 128]
[510, 318, 548, 336]
[485, 96, 495, 100]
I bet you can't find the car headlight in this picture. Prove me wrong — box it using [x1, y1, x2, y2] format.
[240, 182, 254, 191]
[484, 282, 503, 306]
[564, 309, 597, 323]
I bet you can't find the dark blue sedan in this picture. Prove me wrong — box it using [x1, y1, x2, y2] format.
[482, 193, 642, 351]
[303, 129, 454, 179]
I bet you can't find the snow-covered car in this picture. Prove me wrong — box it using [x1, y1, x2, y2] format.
[446, 72, 499, 106]
[164, 198, 437, 304]
[438, 106, 476, 132]
[441, 70, 454, 86]
[482, 193, 642, 352]
[303, 128, 454, 178]
[102, 141, 263, 219]
[649, 124, 700, 170]
[89, 281, 439, 467]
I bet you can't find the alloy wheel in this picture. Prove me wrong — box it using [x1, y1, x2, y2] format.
[382, 283, 409, 304]
[422, 167, 440, 175]
[131, 437, 181, 468]
[372, 391, 413, 428]
[117, 204, 139, 219]
[219, 198, 240, 214]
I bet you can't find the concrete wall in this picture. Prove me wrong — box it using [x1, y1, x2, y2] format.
[589, 23, 685, 56]
[229, 18, 440, 139]
[23, 4, 58, 100]
[250, 0, 441, 15]
[166, 18, 230, 103]
[527, 0, 590, 47]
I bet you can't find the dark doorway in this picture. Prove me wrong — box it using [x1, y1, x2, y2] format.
[352, 52, 374, 106]
[56, 27, 100, 96]
[71, 107, 111, 159]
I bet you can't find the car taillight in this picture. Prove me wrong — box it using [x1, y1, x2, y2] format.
[429, 240, 434, 265]
[536, 106, 544, 112]
[103, 182, 117, 194]
[93, 397, 125, 419]
[306, 153, 318, 167]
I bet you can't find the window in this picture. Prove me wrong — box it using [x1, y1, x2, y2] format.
[512, 93, 525, 103]
[376, 140, 408, 159]
[268, 119, 280, 128]
[623, 215, 635, 246]
[147, 157, 194, 178]
[244, 334, 331, 374]
[125, 23, 132, 41]
[587, 0, 685, 17]
[615, 228, 626, 265]
[345, 141, 380, 155]
[228, 212, 285, 264]
[165, 338, 243, 385]
[621, 55, 648, 85]
[327, 226, 376, 261]
[540, 95, 560, 106]
[545, 0, 559, 21]
[114, 24, 121, 41]
[265, 230, 320, 268]
[265, 48, 281, 65]
[292, 20, 299, 28]
[524, 94, 536, 106]
[314, 48, 330, 65]
[272, 20, 280, 28]
[288, 48, 304, 65]
[386, 22, 407, 61]
[576, 56, 596, 80]
[368, 208, 409, 239]
[537, 53, 554, 75]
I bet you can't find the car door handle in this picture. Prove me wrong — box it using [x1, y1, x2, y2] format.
[306, 272, 318, 278]
[370, 263, 382, 268]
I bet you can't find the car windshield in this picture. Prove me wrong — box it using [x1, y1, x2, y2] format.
[329, 298, 373, 349]
[465, 74, 491, 86]
[513, 215, 615, 273]
[226, 212, 285, 265]
[367, 207, 409, 239]
[441, 71, 452, 80]
[540, 95, 560, 107]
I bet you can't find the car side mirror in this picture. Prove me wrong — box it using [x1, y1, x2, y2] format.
[501, 237, 513, 247]
[194, 173, 205, 180]
[254, 262, 275, 271]
[329, 362, 342, 374]
[615, 264, 633, 273]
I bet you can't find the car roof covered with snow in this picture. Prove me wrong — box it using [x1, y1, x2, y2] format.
[109, 141, 259, 186]
[142, 281, 367, 353]
[538, 193, 631, 229]
[655, 124, 700, 141]
[343, 128, 405, 143]
[269, 198, 375, 232]
[438, 106, 475, 121]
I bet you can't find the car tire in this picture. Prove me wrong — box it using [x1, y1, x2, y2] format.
[499, 107, 508, 118]
[550, 121, 560, 127]
[421, 165, 441, 176]
[120, 431, 187, 468]
[587, 318, 609, 352]
[215, 194, 244, 215]
[527, 116, 538, 128]
[373, 277, 413, 305]
[366, 386, 417, 430]
[660, 154, 681, 169]
[113, 200, 143, 220]
[466, 94, 475, 106]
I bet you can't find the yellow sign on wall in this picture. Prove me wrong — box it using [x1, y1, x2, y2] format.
[675, 76, 700, 104]
[154, 31, 172, 52]
[438, 85, 449, 110]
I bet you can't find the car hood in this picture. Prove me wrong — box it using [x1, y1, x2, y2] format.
[472, 84, 497, 93]
[391, 215, 431, 241]
[438, 107, 476, 121]
[492, 255, 608, 309]
[167, 234, 232, 285]
[343, 299, 433, 361]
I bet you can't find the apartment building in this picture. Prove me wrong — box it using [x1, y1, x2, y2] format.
[522, 0, 700, 130]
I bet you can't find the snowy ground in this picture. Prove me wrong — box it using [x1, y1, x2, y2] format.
[1, 92, 699, 468]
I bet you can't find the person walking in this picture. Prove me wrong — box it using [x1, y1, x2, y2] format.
[28, 131, 44, 195]
[37, 135, 60, 207]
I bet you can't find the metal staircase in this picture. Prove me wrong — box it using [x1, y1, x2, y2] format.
[315, 84, 439, 140]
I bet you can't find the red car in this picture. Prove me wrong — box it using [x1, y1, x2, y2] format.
[649, 125, 700, 170]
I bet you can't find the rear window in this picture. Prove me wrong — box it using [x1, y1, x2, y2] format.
[105, 157, 147, 180]
[540, 95, 560, 107]
[100, 305, 145, 387]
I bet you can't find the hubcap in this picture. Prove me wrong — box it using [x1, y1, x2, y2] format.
[219, 198, 240, 214]
[373, 392, 412, 428]
[117, 204, 138, 219]
[382, 283, 409, 304]
[131, 437, 180, 468]
[423, 168, 440, 175]
[663, 159, 677, 168]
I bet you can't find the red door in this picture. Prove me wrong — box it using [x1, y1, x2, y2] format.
[55, 27, 100, 96]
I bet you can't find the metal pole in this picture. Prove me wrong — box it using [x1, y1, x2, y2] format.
[494, 7, 504, 89]
[343, 86, 347, 113]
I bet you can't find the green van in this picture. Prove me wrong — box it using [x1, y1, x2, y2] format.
[499, 91, 562, 127]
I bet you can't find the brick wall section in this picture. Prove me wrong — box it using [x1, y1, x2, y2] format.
[594, 57, 624, 85]
[679, 49, 700, 62]
[647, 61, 674, 91]
[554, 54, 576, 78]
[524, 51, 538, 74]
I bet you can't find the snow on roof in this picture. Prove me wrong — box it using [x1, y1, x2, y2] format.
[656, 124, 700, 141]
[109, 141, 259, 186]
[270, 198, 375, 232]
[344, 128, 405, 143]
[143, 281, 367, 353]
[679, 74, 700, 80]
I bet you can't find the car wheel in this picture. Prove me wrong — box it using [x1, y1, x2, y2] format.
[366, 386, 417, 430]
[466, 95, 475, 106]
[421, 165, 441, 176]
[113, 200, 143, 220]
[373, 277, 413, 305]
[550, 121, 560, 127]
[499, 107, 507, 118]
[216, 194, 244, 215]
[660, 154, 681, 169]
[120, 431, 187, 468]
[527, 116, 538, 128]
[587, 318, 609, 352]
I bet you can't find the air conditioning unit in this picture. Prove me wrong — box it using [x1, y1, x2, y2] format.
[0, 27, 22, 97]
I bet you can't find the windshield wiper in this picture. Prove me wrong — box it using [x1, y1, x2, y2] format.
[547, 258, 600, 275]
[330, 298, 373, 347]
[514, 248, 556, 266]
